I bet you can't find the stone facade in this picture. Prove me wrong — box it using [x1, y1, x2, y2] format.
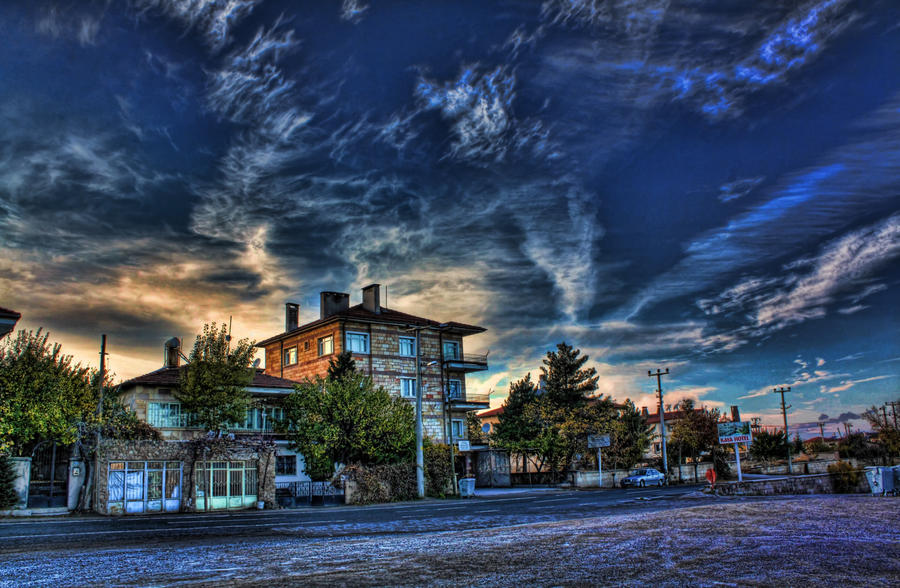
[94, 439, 276, 515]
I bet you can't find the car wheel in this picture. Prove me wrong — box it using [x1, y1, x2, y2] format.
[658, 479, 664, 487]
[639, 480, 645, 488]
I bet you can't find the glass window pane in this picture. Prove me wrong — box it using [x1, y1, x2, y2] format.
[213, 468, 228, 497]
[148, 470, 163, 500]
[125, 471, 144, 501]
[108, 470, 125, 501]
[165, 468, 181, 499]
[110, 462, 125, 470]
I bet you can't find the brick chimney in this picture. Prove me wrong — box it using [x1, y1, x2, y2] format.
[641, 406, 649, 417]
[164, 337, 181, 368]
[285, 302, 299, 332]
[362, 284, 381, 314]
[320, 291, 350, 319]
[731, 405, 741, 423]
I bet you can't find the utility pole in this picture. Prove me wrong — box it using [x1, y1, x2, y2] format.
[818, 421, 825, 440]
[413, 327, 425, 499]
[882, 405, 890, 429]
[773, 386, 792, 474]
[648, 368, 670, 485]
[889, 401, 899, 428]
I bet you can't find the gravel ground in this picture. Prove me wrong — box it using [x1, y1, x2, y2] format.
[3, 495, 898, 587]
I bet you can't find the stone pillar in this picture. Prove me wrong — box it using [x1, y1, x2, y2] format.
[10, 457, 31, 509]
[68, 458, 87, 511]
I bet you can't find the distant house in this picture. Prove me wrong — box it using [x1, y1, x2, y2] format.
[256, 284, 490, 447]
[477, 406, 503, 436]
[642, 406, 706, 458]
[105, 343, 301, 515]
[0, 306, 20, 339]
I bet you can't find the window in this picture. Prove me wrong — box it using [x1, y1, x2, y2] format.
[451, 419, 465, 438]
[276, 455, 297, 476]
[443, 341, 460, 360]
[304, 340, 310, 351]
[346, 331, 369, 354]
[239, 407, 284, 432]
[318, 335, 334, 356]
[148, 402, 194, 428]
[447, 379, 462, 399]
[400, 377, 417, 398]
[283, 346, 297, 366]
[398, 336, 416, 357]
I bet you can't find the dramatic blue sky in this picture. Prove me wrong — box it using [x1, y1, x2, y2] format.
[1, 1, 898, 437]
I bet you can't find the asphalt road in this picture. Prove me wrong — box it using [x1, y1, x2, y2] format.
[0, 484, 707, 552]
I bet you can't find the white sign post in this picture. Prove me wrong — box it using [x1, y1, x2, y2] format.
[588, 435, 611, 487]
[718, 422, 752, 483]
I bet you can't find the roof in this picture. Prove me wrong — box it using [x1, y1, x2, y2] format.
[119, 366, 297, 390]
[257, 303, 486, 347]
[0, 306, 21, 320]
[478, 406, 504, 418]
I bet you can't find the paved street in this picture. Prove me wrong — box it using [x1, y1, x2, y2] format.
[2, 492, 897, 587]
[0, 485, 704, 551]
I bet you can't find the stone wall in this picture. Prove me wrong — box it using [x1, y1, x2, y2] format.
[714, 472, 870, 496]
[94, 439, 276, 515]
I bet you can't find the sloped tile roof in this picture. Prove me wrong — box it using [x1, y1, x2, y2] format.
[257, 303, 485, 347]
[120, 366, 297, 389]
[0, 306, 21, 320]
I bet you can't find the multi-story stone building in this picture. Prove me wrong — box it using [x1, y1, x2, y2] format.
[256, 284, 490, 444]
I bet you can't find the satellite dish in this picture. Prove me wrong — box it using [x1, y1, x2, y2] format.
[481, 423, 491, 433]
[252, 358, 261, 369]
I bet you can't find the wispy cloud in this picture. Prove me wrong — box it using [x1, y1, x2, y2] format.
[36, 5, 102, 46]
[340, 0, 369, 24]
[135, 0, 262, 51]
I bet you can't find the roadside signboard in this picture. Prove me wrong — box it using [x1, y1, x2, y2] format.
[458, 440, 471, 452]
[587, 434, 611, 448]
[718, 422, 752, 444]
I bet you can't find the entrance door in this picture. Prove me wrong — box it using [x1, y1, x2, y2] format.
[107, 461, 182, 515]
[28, 442, 69, 508]
[196, 461, 258, 511]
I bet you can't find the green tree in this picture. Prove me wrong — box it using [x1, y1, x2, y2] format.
[466, 411, 486, 444]
[604, 400, 653, 472]
[862, 402, 899, 461]
[540, 342, 598, 408]
[281, 371, 415, 480]
[327, 350, 357, 381]
[493, 374, 540, 447]
[749, 430, 789, 466]
[175, 323, 255, 435]
[669, 399, 723, 477]
[0, 329, 97, 455]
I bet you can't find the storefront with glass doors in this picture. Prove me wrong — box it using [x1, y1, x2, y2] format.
[195, 460, 259, 510]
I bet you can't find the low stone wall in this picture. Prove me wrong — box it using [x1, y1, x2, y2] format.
[714, 472, 870, 496]
[95, 439, 276, 515]
[574, 462, 715, 488]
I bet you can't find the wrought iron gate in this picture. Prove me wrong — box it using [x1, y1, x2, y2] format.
[28, 442, 69, 508]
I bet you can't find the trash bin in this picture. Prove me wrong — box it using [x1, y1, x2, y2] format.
[458, 478, 475, 498]
[864, 467, 894, 496]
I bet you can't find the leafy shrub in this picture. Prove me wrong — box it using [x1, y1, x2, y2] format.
[424, 442, 453, 497]
[0, 454, 18, 509]
[827, 460, 862, 493]
[342, 462, 416, 504]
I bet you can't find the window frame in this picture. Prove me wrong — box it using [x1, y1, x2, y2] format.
[283, 345, 298, 366]
[399, 377, 417, 399]
[443, 340, 460, 360]
[276, 455, 297, 476]
[398, 336, 416, 357]
[345, 331, 370, 354]
[447, 379, 462, 399]
[317, 335, 334, 356]
[451, 418, 465, 438]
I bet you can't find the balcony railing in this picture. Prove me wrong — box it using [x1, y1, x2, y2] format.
[447, 390, 491, 405]
[443, 352, 489, 371]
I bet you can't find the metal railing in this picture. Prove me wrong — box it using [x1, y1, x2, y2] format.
[444, 352, 488, 365]
[448, 390, 491, 404]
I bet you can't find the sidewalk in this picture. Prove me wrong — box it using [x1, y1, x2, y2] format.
[468, 486, 562, 498]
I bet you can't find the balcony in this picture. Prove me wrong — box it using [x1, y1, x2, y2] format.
[443, 352, 489, 373]
[447, 389, 491, 410]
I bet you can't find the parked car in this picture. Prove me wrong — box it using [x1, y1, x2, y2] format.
[621, 468, 665, 488]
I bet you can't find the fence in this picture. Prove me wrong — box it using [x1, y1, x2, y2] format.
[275, 480, 344, 507]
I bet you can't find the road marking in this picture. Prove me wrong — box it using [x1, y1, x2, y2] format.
[0, 519, 347, 541]
[475, 509, 500, 514]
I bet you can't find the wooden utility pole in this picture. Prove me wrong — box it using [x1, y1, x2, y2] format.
[818, 421, 825, 440]
[773, 386, 792, 474]
[887, 401, 899, 428]
[648, 368, 670, 485]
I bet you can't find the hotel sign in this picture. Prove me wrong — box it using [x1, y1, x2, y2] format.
[718, 422, 752, 444]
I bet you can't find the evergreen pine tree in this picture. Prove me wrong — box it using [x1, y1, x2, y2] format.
[327, 350, 357, 381]
[0, 454, 19, 509]
[540, 342, 598, 407]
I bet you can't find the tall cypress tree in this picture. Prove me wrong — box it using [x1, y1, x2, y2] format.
[540, 342, 598, 408]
